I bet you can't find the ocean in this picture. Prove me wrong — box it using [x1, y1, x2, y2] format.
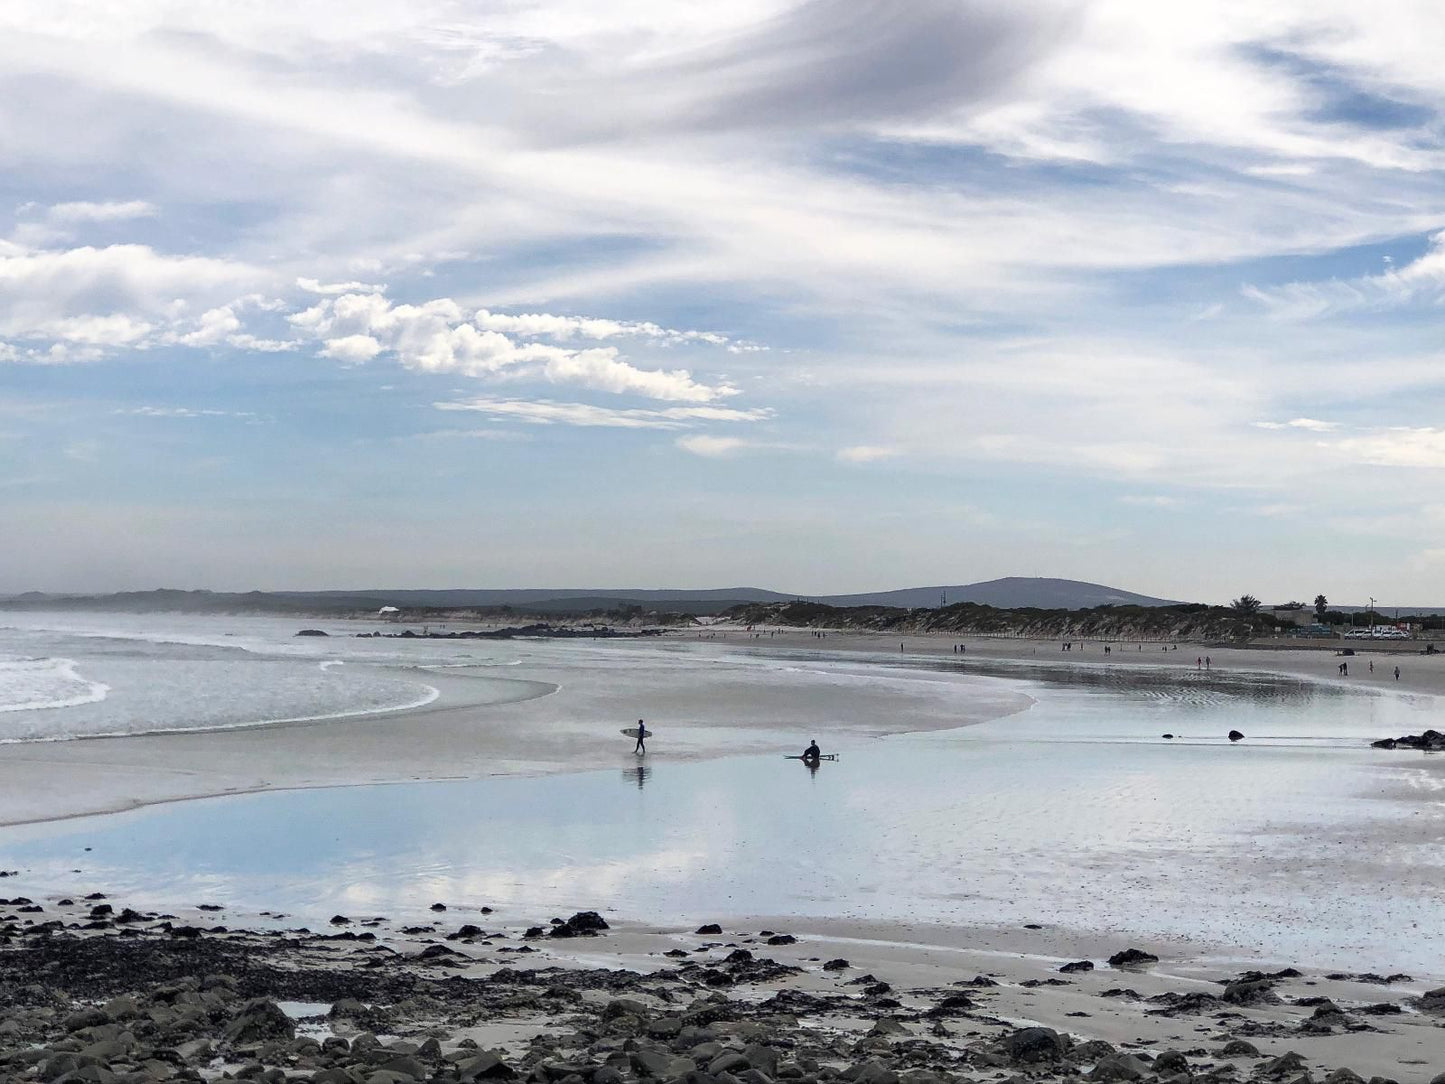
[0, 610, 1441, 972]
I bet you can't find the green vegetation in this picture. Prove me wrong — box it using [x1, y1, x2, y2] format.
[727, 599, 1289, 641]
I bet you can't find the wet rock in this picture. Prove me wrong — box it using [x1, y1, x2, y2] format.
[1106, 948, 1158, 968]
[222, 999, 295, 1045]
[1262, 1051, 1308, 1078]
[1228, 730, 1244, 742]
[1001, 1027, 1068, 1063]
[821, 959, 849, 971]
[1324, 1070, 1364, 1084]
[1223, 978, 1279, 1005]
[696, 924, 723, 936]
[1088, 1052, 1150, 1081]
[1059, 960, 1094, 974]
[550, 911, 609, 937]
[765, 935, 796, 946]
[1153, 1051, 1189, 1075]
[1218, 1039, 1260, 1057]
[1371, 729, 1445, 750]
[457, 1052, 516, 1081]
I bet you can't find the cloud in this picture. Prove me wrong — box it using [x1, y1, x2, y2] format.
[116, 406, 257, 419]
[1254, 417, 1339, 432]
[474, 309, 735, 347]
[434, 396, 772, 429]
[1119, 495, 1182, 508]
[43, 200, 157, 223]
[0, 243, 268, 356]
[836, 444, 898, 463]
[676, 435, 750, 457]
[1243, 232, 1445, 319]
[320, 334, 383, 362]
[293, 292, 738, 401]
[1331, 428, 1445, 468]
[297, 277, 386, 295]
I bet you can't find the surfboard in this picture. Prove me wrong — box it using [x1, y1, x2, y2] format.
[621, 727, 651, 738]
[784, 753, 839, 761]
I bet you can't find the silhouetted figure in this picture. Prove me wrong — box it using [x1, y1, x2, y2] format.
[634, 719, 648, 754]
[1395, 666, 1401, 680]
[802, 739, 821, 764]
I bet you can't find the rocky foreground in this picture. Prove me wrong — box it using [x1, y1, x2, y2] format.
[0, 897, 1442, 1084]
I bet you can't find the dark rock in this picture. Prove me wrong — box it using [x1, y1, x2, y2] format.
[1088, 1052, 1149, 1081]
[1001, 1026, 1068, 1063]
[765, 934, 796, 946]
[1060, 960, 1094, 973]
[551, 911, 609, 937]
[431, 902, 448, 911]
[1153, 1051, 1189, 1074]
[458, 1052, 516, 1081]
[1261, 1051, 1308, 1077]
[1371, 729, 1445, 751]
[696, 924, 723, 935]
[222, 999, 295, 1045]
[1218, 1039, 1260, 1057]
[330, 915, 351, 925]
[1107, 948, 1158, 968]
[821, 959, 849, 971]
[295, 629, 329, 636]
[1228, 730, 1244, 741]
[1325, 1070, 1364, 1084]
[1223, 978, 1279, 1005]
[924, 993, 974, 1016]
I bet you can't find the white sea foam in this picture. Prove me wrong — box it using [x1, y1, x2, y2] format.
[0, 656, 109, 713]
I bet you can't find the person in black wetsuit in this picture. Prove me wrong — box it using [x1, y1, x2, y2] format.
[802, 739, 821, 763]
[634, 719, 648, 754]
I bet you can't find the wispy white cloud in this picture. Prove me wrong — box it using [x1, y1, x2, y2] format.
[1254, 418, 1339, 432]
[434, 396, 772, 429]
[116, 406, 258, 419]
[836, 444, 898, 463]
[676, 434, 751, 457]
[297, 276, 386, 295]
[1330, 427, 1445, 468]
[1243, 232, 1445, 320]
[44, 200, 157, 223]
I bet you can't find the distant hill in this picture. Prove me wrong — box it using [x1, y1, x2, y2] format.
[0, 578, 1174, 616]
[809, 577, 1177, 610]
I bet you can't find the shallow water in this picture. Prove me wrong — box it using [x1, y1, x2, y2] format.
[0, 616, 1440, 973]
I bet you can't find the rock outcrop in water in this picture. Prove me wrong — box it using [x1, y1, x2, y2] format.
[1371, 729, 1445, 750]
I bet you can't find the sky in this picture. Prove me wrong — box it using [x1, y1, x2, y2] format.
[5, 1, 1445, 604]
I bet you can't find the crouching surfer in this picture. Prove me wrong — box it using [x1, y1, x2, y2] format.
[802, 739, 821, 763]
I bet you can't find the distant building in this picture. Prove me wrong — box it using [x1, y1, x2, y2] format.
[1267, 604, 1314, 627]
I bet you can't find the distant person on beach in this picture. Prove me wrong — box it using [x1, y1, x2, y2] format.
[634, 720, 648, 754]
[1339, 662, 1348, 676]
[1395, 666, 1401, 680]
[802, 740, 821, 763]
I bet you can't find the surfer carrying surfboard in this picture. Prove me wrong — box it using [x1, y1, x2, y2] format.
[634, 719, 648, 754]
